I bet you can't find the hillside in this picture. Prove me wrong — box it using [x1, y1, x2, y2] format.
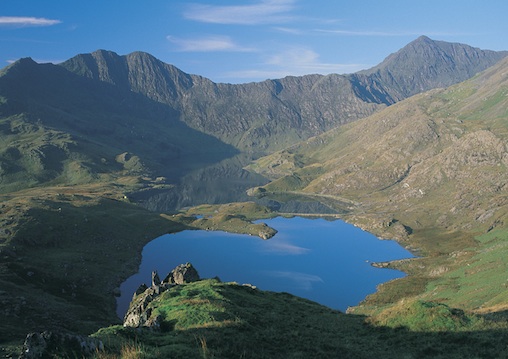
[251, 56, 508, 234]
[59, 36, 507, 152]
[248, 56, 508, 318]
[0, 57, 237, 190]
[90, 276, 508, 359]
[0, 37, 507, 355]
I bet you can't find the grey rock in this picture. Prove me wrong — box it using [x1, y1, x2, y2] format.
[19, 331, 103, 359]
[123, 263, 200, 329]
[151, 270, 161, 287]
[162, 262, 200, 285]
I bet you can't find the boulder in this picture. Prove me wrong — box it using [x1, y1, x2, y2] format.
[19, 331, 103, 359]
[163, 263, 200, 285]
[123, 263, 200, 329]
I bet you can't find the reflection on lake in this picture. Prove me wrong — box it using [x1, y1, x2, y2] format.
[117, 217, 413, 317]
[131, 154, 269, 212]
[129, 153, 343, 214]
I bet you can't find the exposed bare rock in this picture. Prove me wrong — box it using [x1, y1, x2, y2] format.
[123, 263, 200, 329]
[162, 262, 200, 285]
[19, 331, 103, 359]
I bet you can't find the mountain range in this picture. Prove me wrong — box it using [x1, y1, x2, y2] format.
[248, 52, 508, 327]
[1, 36, 507, 355]
[0, 36, 505, 195]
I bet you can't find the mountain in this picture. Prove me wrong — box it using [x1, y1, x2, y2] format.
[60, 50, 383, 151]
[0, 36, 502, 198]
[251, 55, 508, 235]
[356, 35, 508, 102]
[58, 36, 507, 151]
[0, 57, 237, 192]
[248, 56, 508, 321]
[0, 37, 507, 353]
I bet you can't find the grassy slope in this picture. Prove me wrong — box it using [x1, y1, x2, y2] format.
[1, 50, 508, 357]
[93, 279, 508, 359]
[248, 58, 508, 323]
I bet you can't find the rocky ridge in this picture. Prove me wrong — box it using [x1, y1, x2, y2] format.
[59, 36, 507, 152]
[123, 263, 200, 329]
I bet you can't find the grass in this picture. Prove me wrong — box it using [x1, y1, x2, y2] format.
[422, 228, 508, 310]
[0, 191, 187, 344]
[368, 299, 485, 332]
[91, 278, 508, 359]
[168, 202, 278, 239]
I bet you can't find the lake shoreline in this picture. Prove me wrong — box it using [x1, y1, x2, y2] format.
[117, 215, 414, 317]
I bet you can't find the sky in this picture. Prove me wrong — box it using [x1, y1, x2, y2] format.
[1, 0, 508, 84]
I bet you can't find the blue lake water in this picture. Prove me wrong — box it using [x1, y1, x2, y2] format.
[117, 216, 413, 317]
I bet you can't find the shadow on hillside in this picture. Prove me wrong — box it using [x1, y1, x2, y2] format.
[106, 314, 508, 359]
[0, 59, 239, 185]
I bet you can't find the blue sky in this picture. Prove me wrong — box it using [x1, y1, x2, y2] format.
[2, 0, 507, 84]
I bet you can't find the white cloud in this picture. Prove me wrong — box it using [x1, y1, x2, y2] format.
[0, 16, 61, 27]
[226, 47, 368, 80]
[317, 29, 408, 37]
[167, 35, 255, 52]
[184, 0, 296, 25]
[316, 29, 469, 37]
[273, 26, 303, 35]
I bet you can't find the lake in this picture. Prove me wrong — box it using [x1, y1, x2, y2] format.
[117, 216, 413, 317]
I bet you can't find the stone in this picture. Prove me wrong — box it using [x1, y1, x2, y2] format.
[134, 283, 148, 297]
[123, 263, 200, 329]
[151, 270, 160, 287]
[19, 331, 103, 359]
[162, 263, 200, 285]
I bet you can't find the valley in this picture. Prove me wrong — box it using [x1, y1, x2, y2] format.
[0, 36, 507, 357]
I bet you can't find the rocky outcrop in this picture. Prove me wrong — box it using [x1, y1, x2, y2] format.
[163, 262, 200, 284]
[19, 331, 103, 359]
[123, 263, 200, 329]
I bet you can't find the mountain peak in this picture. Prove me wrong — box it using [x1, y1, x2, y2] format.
[0, 57, 39, 79]
[412, 35, 433, 44]
[360, 36, 508, 101]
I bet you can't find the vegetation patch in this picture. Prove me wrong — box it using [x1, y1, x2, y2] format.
[167, 202, 278, 239]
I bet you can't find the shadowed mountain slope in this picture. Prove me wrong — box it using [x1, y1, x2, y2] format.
[0, 57, 237, 192]
[0, 37, 507, 353]
[59, 36, 507, 151]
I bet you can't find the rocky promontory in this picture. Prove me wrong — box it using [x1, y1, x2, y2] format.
[123, 263, 200, 329]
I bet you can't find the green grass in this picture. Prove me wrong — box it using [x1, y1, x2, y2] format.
[91, 279, 508, 359]
[422, 228, 508, 310]
[169, 202, 278, 239]
[370, 299, 484, 332]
